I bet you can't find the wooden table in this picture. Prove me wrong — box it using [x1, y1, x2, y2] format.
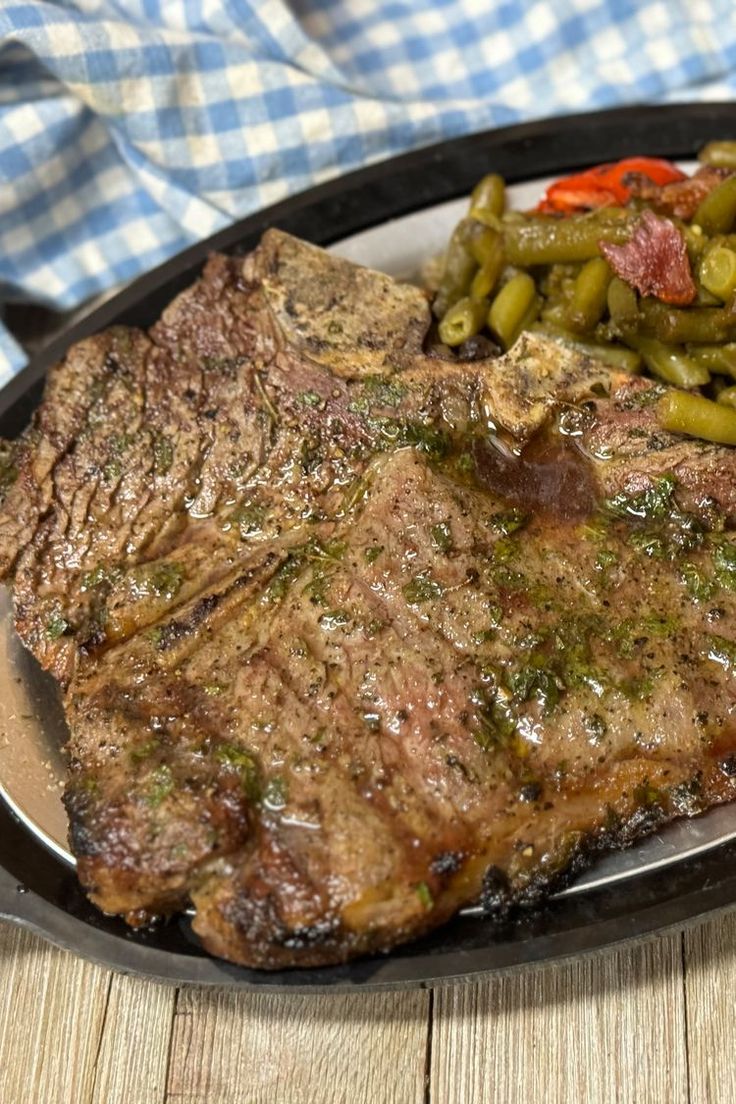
[1, 914, 735, 1103]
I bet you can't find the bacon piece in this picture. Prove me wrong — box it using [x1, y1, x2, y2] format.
[599, 209, 697, 306]
[627, 165, 731, 221]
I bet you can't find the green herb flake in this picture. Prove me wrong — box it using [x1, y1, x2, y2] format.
[415, 881, 434, 910]
[203, 682, 227, 697]
[633, 780, 662, 808]
[705, 634, 736, 672]
[130, 738, 160, 764]
[509, 664, 561, 715]
[145, 625, 164, 647]
[403, 573, 444, 604]
[431, 521, 454, 554]
[263, 775, 288, 811]
[145, 764, 174, 808]
[229, 503, 266, 539]
[362, 376, 407, 408]
[627, 530, 666, 559]
[264, 553, 305, 604]
[148, 562, 185, 600]
[605, 473, 677, 522]
[45, 613, 70, 641]
[681, 562, 717, 602]
[81, 565, 108, 591]
[488, 509, 529, 536]
[299, 389, 323, 408]
[153, 434, 174, 475]
[216, 743, 261, 801]
[492, 536, 518, 564]
[713, 540, 736, 591]
[595, 549, 618, 574]
[364, 544, 384, 564]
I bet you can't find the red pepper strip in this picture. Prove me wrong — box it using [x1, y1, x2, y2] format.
[537, 157, 687, 214]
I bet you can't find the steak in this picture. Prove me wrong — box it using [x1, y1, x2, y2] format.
[1, 230, 736, 969]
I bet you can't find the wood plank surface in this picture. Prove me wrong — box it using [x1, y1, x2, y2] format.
[431, 932, 688, 1104]
[3, 915, 736, 1104]
[166, 985, 430, 1104]
[683, 911, 736, 1104]
[0, 923, 111, 1104]
[89, 972, 177, 1104]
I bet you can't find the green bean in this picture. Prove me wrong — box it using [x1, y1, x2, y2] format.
[438, 296, 490, 347]
[682, 223, 709, 264]
[623, 336, 710, 388]
[466, 223, 501, 266]
[566, 257, 612, 333]
[432, 220, 478, 318]
[503, 212, 632, 266]
[693, 174, 736, 235]
[695, 285, 722, 307]
[540, 300, 572, 327]
[607, 276, 639, 328]
[688, 342, 736, 378]
[532, 323, 641, 372]
[469, 173, 506, 221]
[699, 244, 736, 300]
[470, 233, 505, 301]
[657, 388, 736, 445]
[698, 141, 736, 169]
[638, 299, 736, 344]
[717, 385, 736, 408]
[488, 273, 539, 350]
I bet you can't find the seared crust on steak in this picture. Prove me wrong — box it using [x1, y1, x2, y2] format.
[2, 230, 736, 968]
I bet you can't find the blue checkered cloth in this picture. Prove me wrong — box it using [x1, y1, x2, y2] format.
[0, 0, 735, 381]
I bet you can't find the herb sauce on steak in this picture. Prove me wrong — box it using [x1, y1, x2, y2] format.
[1, 230, 735, 968]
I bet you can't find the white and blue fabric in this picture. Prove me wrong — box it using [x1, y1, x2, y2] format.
[0, 0, 734, 380]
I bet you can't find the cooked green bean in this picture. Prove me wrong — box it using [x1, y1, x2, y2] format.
[438, 296, 490, 347]
[693, 174, 736, 235]
[488, 273, 539, 349]
[470, 233, 505, 301]
[503, 212, 632, 266]
[469, 173, 506, 221]
[694, 285, 722, 307]
[699, 244, 736, 300]
[699, 141, 736, 169]
[566, 257, 612, 333]
[540, 300, 572, 327]
[607, 276, 639, 328]
[433, 221, 478, 319]
[623, 336, 710, 388]
[638, 300, 736, 344]
[465, 223, 499, 266]
[717, 384, 736, 408]
[682, 223, 709, 264]
[688, 342, 736, 378]
[532, 323, 641, 372]
[657, 388, 736, 445]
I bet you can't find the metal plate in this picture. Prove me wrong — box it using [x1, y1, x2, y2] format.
[2, 102, 736, 990]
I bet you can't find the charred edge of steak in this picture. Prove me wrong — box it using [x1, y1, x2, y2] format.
[479, 796, 680, 920]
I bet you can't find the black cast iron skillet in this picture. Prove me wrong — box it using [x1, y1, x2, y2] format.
[2, 102, 736, 991]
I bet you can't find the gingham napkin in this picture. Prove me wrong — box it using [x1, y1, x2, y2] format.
[0, 0, 734, 382]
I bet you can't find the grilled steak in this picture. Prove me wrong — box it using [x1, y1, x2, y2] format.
[2, 230, 736, 969]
